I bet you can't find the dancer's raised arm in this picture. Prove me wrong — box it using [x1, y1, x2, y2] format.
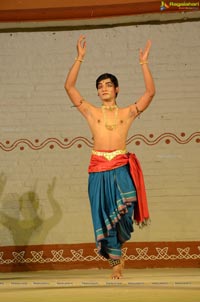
[130, 40, 155, 117]
[64, 35, 87, 108]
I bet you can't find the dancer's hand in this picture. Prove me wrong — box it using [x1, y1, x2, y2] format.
[139, 40, 152, 63]
[76, 35, 86, 59]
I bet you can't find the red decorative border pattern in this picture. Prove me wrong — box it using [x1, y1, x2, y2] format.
[0, 132, 199, 151]
[0, 242, 199, 272]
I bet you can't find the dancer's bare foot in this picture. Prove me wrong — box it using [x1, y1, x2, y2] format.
[111, 263, 122, 279]
[111, 258, 125, 279]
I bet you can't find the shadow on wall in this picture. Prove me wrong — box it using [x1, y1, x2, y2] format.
[0, 174, 62, 269]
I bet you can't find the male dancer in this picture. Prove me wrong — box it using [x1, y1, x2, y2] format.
[65, 35, 155, 279]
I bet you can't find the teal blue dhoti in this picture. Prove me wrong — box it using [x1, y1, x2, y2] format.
[88, 159, 137, 260]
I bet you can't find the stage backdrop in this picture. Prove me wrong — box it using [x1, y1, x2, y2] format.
[0, 20, 199, 271]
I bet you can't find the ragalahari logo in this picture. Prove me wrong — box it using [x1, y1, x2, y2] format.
[160, 1, 170, 10]
[160, 1, 200, 11]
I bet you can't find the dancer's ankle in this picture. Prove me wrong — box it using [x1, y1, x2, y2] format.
[108, 258, 121, 267]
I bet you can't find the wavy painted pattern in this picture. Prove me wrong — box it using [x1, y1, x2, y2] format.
[0, 132, 199, 151]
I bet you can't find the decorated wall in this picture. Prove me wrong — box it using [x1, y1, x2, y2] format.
[0, 20, 199, 271]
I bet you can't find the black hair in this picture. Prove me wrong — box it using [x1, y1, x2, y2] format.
[96, 73, 119, 89]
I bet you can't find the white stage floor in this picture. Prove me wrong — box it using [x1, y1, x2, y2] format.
[0, 268, 200, 302]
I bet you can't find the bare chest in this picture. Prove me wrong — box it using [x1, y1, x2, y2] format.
[92, 107, 128, 131]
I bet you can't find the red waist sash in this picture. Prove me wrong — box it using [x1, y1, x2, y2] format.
[88, 152, 150, 227]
